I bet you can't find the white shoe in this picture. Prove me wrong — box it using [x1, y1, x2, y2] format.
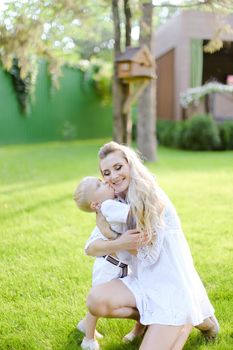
[123, 330, 137, 343]
[81, 337, 100, 350]
[77, 319, 103, 339]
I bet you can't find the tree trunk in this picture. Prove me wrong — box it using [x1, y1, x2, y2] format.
[122, 0, 132, 145]
[137, 1, 157, 161]
[112, 0, 132, 145]
[112, 0, 124, 143]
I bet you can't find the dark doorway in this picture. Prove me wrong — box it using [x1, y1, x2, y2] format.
[203, 40, 233, 84]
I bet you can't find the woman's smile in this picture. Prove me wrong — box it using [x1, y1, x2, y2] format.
[112, 178, 125, 193]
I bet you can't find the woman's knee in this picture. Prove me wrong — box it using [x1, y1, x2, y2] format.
[86, 286, 110, 317]
[139, 324, 186, 350]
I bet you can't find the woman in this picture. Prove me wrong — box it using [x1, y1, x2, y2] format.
[85, 141, 219, 350]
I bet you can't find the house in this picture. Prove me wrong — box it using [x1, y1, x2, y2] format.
[153, 10, 233, 120]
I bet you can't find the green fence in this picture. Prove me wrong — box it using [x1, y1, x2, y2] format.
[0, 61, 112, 145]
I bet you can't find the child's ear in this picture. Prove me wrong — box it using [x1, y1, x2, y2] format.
[90, 201, 100, 211]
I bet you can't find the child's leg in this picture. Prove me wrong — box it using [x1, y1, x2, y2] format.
[78, 313, 101, 350]
[131, 321, 146, 336]
[123, 321, 146, 342]
[77, 314, 103, 339]
[84, 312, 98, 340]
[171, 324, 192, 350]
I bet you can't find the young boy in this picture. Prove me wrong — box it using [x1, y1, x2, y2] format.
[74, 176, 133, 350]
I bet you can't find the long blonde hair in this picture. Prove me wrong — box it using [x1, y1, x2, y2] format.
[99, 141, 164, 240]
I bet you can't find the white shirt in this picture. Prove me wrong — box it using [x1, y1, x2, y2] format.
[85, 199, 132, 265]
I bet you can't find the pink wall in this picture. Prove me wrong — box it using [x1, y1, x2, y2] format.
[153, 10, 233, 119]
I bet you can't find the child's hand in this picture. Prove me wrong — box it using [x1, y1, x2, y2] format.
[95, 203, 101, 212]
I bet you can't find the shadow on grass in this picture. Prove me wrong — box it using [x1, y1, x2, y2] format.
[63, 328, 83, 350]
[104, 337, 142, 350]
[0, 182, 35, 196]
[0, 193, 71, 222]
[63, 328, 142, 350]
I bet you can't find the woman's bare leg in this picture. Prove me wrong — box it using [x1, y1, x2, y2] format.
[139, 324, 186, 350]
[87, 279, 139, 320]
[171, 324, 192, 350]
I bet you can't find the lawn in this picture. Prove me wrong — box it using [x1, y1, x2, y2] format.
[0, 139, 232, 350]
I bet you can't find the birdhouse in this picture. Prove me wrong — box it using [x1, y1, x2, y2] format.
[116, 45, 155, 81]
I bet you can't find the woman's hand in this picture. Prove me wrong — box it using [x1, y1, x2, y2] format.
[116, 229, 150, 251]
[86, 229, 150, 257]
[96, 211, 118, 240]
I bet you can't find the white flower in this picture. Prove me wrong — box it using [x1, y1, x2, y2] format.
[180, 82, 233, 108]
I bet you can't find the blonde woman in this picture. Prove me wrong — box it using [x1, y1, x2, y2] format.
[85, 141, 219, 350]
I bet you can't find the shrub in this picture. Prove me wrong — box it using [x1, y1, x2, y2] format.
[181, 114, 221, 150]
[157, 116, 233, 151]
[157, 120, 176, 147]
[157, 119, 186, 148]
[172, 121, 187, 149]
[217, 121, 233, 150]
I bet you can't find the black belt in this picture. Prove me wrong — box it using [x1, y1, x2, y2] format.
[103, 255, 128, 278]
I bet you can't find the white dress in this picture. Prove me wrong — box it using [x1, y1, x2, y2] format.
[85, 199, 132, 287]
[121, 187, 215, 326]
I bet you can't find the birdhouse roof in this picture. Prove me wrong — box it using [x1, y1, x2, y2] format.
[116, 45, 154, 66]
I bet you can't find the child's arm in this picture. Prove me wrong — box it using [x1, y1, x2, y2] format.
[96, 211, 119, 240]
[86, 229, 142, 257]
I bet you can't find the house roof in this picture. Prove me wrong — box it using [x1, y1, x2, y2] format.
[116, 45, 154, 66]
[116, 47, 141, 61]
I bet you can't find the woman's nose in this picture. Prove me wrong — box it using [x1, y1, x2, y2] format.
[110, 171, 119, 182]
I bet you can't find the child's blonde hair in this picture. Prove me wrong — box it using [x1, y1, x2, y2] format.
[99, 141, 164, 240]
[74, 176, 96, 213]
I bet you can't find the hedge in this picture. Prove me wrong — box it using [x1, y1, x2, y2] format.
[157, 114, 233, 151]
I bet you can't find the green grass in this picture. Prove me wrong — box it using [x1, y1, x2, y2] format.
[0, 139, 233, 350]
